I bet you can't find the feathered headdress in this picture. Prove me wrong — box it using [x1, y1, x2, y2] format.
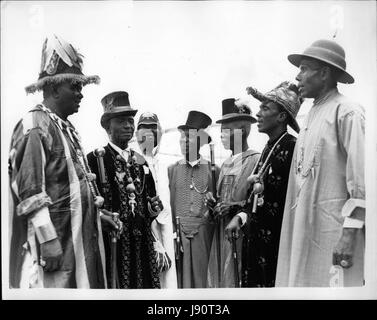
[246, 81, 303, 132]
[25, 34, 100, 94]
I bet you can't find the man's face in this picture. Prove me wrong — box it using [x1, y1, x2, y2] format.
[56, 82, 83, 117]
[295, 59, 324, 99]
[107, 115, 135, 146]
[256, 101, 283, 134]
[220, 121, 244, 151]
[179, 129, 200, 160]
[136, 124, 159, 151]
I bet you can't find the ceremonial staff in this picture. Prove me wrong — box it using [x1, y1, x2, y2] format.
[94, 147, 119, 289]
[173, 214, 183, 287]
[209, 142, 221, 285]
[231, 231, 241, 287]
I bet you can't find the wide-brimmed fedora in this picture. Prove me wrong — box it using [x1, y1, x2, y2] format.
[178, 110, 212, 144]
[216, 98, 257, 124]
[100, 91, 138, 128]
[247, 81, 302, 133]
[288, 39, 354, 84]
[25, 34, 100, 94]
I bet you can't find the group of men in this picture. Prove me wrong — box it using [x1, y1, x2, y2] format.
[8, 35, 365, 289]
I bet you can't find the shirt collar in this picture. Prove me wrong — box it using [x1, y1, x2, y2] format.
[313, 88, 338, 106]
[109, 141, 130, 156]
[188, 158, 201, 167]
[179, 156, 202, 167]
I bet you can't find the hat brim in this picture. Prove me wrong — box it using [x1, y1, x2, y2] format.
[25, 73, 101, 94]
[101, 109, 138, 128]
[137, 120, 159, 128]
[287, 53, 354, 84]
[177, 125, 212, 144]
[287, 116, 300, 133]
[216, 113, 257, 124]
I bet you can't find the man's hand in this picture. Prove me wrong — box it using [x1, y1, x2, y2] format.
[100, 209, 121, 233]
[204, 192, 217, 210]
[225, 215, 242, 243]
[153, 239, 172, 273]
[40, 238, 63, 272]
[333, 228, 357, 269]
[148, 195, 164, 213]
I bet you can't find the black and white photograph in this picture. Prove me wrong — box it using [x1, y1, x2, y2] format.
[1, 0, 376, 304]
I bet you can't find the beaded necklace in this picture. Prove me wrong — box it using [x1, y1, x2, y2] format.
[108, 146, 146, 217]
[248, 132, 288, 208]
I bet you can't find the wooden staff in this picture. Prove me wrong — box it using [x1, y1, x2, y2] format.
[173, 215, 183, 288]
[231, 231, 241, 288]
[209, 143, 221, 285]
[94, 147, 118, 289]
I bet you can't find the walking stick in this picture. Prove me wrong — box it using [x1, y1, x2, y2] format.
[209, 143, 221, 286]
[94, 147, 118, 289]
[231, 231, 241, 288]
[173, 215, 183, 288]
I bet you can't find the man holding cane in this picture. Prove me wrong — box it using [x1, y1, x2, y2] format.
[168, 110, 219, 288]
[225, 82, 302, 287]
[205, 98, 259, 288]
[87, 91, 163, 288]
[8, 35, 106, 288]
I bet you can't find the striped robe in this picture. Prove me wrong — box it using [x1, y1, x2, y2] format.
[207, 149, 260, 288]
[8, 104, 106, 288]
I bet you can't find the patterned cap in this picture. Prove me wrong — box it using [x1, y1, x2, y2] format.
[25, 34, 100, 94]
[137, 112, 160, 129]
[247, 81, 302, 133]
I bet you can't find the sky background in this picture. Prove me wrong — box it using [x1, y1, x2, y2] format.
[2, 1, 377, 298]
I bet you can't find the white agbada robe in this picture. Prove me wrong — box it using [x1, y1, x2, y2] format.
[276, 88, 365, 287]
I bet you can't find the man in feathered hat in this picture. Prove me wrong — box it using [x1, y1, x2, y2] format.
[275, 39, 365, 287]
[8, 35, 106, 288]
[168, 110, 219, 288]
[87, 91, 163, 289]
[225, 81, 302, 287]
[205, 99, 259, 288]
[136, 112, 177, 288]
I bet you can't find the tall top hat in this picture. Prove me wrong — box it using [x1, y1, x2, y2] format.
[100, 91, 138, 128]
[288, 39, 354, 84]
[25, 34, 100, 94]
[216, 98, 257, 124]
[178, 110, 212, 143]
[247, 81, 303, 133]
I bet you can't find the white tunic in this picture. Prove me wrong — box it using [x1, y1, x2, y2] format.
[276, 88, 365, 287]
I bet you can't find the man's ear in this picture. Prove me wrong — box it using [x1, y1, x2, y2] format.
[278, 112, 288, 124]
[51, 84, 60, 99]
[320, 66, 332, 82]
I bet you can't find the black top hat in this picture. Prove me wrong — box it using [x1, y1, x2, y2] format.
[216, 98, 257, 124]
[178, 110, 212, 143]
[100, 91, 138, 128]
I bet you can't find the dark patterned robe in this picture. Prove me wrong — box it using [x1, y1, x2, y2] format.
[242, 132, 296, 287]
[87, 144, 160, 289]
